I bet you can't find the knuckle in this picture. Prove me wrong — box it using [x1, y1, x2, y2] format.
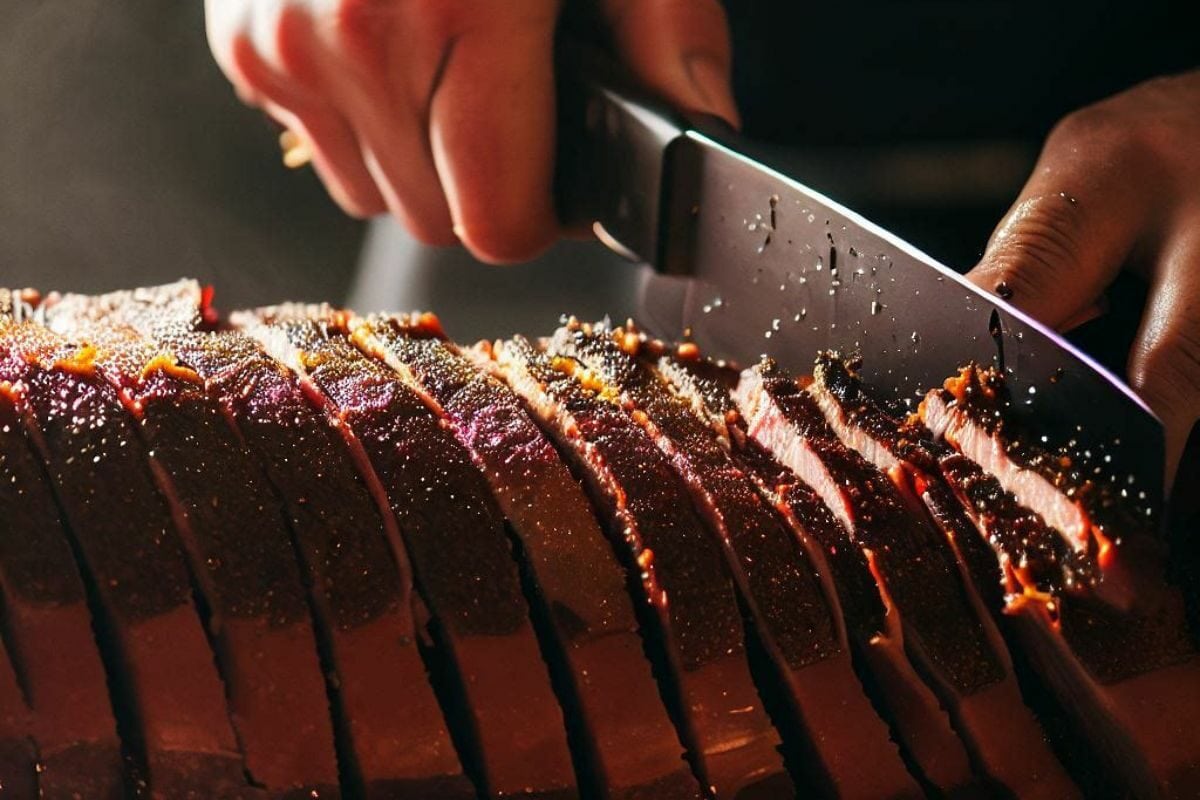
[1046, 98, 1160, 171]
[1132, 321, 1200, 420]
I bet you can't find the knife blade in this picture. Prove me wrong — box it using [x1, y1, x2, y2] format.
[555, 46, 1166, 513]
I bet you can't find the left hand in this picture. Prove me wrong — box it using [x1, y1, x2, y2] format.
[967, 70, 1200, 486]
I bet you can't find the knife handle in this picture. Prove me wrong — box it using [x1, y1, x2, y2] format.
[555, 41, 726, 270]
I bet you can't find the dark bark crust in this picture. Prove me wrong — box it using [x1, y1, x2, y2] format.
[491, 335, 788, 799]
[353, 312, 694, 799]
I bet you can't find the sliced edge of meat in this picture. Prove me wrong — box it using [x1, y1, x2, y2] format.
[491, 334, 790, 799]
[654, 348, 959, 798]
[160, 327, 469, 799]
[545, 320, 919, 798]
[0, 379, 123, 798]
[55, 286, 468, 798]
[344, 309, 697, 799]
[735, 357, 1010, 796]
[0, 317, 249, 796]
[807, 355, 1077, 798]
[36, 315, 340, 797]
[237, 309, 566, 800]
[919, 364, 1162, 610]
[0, 621, 39, 798]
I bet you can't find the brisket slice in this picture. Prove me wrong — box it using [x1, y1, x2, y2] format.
[489, 335, 789, 799]
[910, 368, 1200, 796]
[236, 308, 574, 800]
[53, 280, 468, 798]
[0, 636, 38, 799]
[806, 356, 1076, 797]
[653, 351, 971, 796]
[736, 359, 1060, 796]
[0, 319, 250, 796]
[37, 313, 338, 797]
[946, 452, 1200, 797]
[0, 379, 122, 798]
[920, 364, 1161, 609]
[144, 327, 466, 799]
[346, 310, 693, 800]
[547, 322, 905, 799]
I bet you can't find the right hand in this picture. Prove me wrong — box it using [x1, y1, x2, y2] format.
[205, 0, 738, 263]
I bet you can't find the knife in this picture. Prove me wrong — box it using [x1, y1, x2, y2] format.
[553, 45, 1167, 517]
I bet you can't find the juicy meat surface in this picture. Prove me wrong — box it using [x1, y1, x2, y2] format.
[348, 311, 694, 799]
[160, 328, 467, 798]
[735, 360, 1069, 793]
[655, 350, 970, 796]
[920, 364, 1160, 609]
[54, 283, 475, 797]
[38, 314, 340, 797]
[546, 322, 916, 798]
[0, 381, 122, 798]
[806, 356, 1076, 797]
[0, 319, 248, 796]
[239, 308, 576, 799]
[491, 335, 790, 799]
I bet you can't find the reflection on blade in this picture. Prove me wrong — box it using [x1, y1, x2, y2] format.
[636, 129, 1165, 509]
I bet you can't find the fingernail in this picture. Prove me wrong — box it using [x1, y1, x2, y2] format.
[684, 53, 740, 128]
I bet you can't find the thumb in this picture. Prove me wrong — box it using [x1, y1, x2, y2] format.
[600, 0, 739, 127]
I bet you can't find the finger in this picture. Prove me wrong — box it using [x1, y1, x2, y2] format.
[602, 0, 739, 127]
[229, 36, 386, 218]
[966, 110, 1163, 330]
[427, 3, 561, 263]
[1127, 220, 1200, 486]
[286, 6, 456, 245]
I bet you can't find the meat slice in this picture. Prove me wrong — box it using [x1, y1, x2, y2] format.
[67, 293, 474, 799]
[804, 355, 1076, 796]
[489, 335, 790, 799]
[910, 365, 1200, 796]
[920, 363, 1160, 608]
[0, 378, 122, 798]
[0, 316, 249, 796]
[545, 322, 913, 799]
[0, 636, 38, 799]
[653, 350, 974, 795]
[235, 308, 577, 800]
[737, 358, 1083, 797]
[335, 309, 694, 799]
[37, 312, 339, 797]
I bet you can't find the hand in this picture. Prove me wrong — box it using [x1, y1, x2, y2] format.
[967, 71, 1200, 485]
[205, 0, 737, 263]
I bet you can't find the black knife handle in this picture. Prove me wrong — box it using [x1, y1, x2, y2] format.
[554, 41, 691, 268]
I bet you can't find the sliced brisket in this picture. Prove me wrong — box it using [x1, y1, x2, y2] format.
[920, 364, 1159, 609]
[805, 355, 1076, 797]
[0, 628, 38, 799]
[0, 316, 249, 796]
[653, 350, 973, 796]
[51, 283, 470, 798]
[0, 378, 122, 799]
[916, 364, 1200, 797]
[235, 307, 578, 800]
[38, 313, 339, 797]
[546, 322, 911, 798]
[736, 358, 1083, 796]
[341, 310, 695, 799]
[489, 335, 791, 799]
